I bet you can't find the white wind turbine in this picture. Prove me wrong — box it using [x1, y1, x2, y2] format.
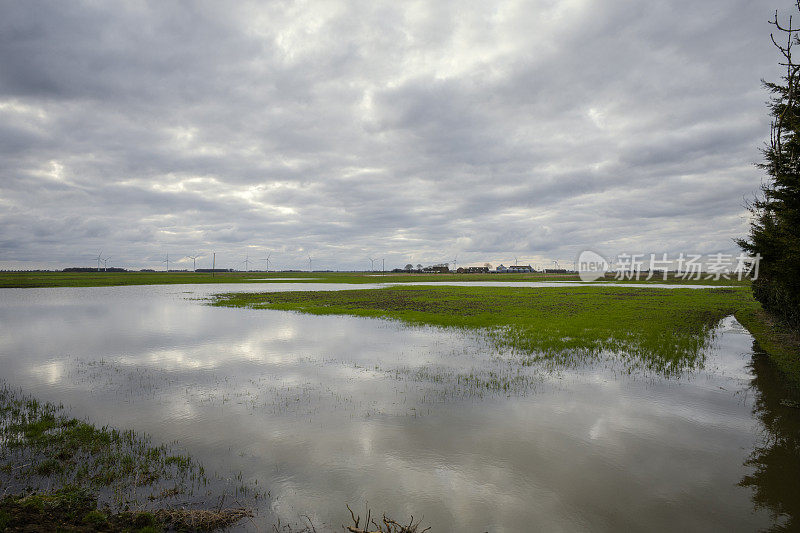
[452, 256, 458, 271]
[94, 251, 103, 272]
[368, 257, 375, 272]
[242, 254, 250, 272]
[162, 253, 170, 272]
[263, 252, 271, 272]
[308, 255, 313, 272]
[188, 254, 199, 272]
[103, 256, 111, 271]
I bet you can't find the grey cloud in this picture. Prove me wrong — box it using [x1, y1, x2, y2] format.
[0, 0, 784, 270]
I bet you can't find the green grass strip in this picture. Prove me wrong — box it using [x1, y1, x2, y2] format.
[735, 307, 800, 386]
[214, 285, 761, 377]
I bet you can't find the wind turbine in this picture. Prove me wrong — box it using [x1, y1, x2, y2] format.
[452, 256, 458, 271]
[514, 256, 518, 266]
[308, 255, 312, 272]
[368, 257, 375, 272]
[103, 257, 111, 271]
[263, 252, 271, 272]
[242, 254, 250, 272]
[382, 258, 385, 273]
[553, 259, 560, 269]
[163, 253, 170, 272]
[95, 251, 103, 272]
[188, 255, 199, 272]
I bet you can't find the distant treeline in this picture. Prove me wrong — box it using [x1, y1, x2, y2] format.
[63, 267, 128, 272]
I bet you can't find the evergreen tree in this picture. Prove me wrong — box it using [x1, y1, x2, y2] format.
[738, 5, 800, 328]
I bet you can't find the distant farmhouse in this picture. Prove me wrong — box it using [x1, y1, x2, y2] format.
[496, 264, 533, 273]
[455, 266, 490, 273]
[422, 264, 450, 273]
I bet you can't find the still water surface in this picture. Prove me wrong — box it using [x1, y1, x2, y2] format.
[0, 284, 797, 531]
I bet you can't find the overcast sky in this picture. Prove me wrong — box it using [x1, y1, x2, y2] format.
[0, 0, 790, 271]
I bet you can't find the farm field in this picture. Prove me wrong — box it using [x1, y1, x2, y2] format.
[0, 270, 748, 288]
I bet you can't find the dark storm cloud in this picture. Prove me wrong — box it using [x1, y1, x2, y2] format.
[0, 0, 786, 270]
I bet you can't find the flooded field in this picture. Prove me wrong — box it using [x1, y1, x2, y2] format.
[0, 284, 798, 531]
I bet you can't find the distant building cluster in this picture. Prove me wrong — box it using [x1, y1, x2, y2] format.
[495, 264, 533, 273]
[456, 266, 490, 273]
[392, 263, 572, 274]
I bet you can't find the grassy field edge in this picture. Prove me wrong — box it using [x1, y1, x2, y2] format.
[735, 306, 800, 386]
[215, 285, 800, 383]
[213, 285, 760, 377]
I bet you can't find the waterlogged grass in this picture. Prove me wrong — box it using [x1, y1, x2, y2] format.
[0, 270, 747, 288]
[214, 285, 759, 376]
[0, 385, 255, 530]
[0, 486, 251, 532]
[735, 307, 800, 386]
[0, 387, 205, 506]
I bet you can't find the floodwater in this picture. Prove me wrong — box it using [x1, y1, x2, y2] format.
[0, 284, 798, 531]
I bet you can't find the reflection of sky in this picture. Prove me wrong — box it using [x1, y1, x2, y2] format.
[0, 285, 774, 531]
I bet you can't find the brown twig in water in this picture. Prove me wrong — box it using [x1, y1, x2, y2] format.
[344, 504, 430, 533]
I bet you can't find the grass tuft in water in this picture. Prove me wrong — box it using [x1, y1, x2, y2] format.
[0, 486, 252, 532]
[0, 384, 258, 530]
